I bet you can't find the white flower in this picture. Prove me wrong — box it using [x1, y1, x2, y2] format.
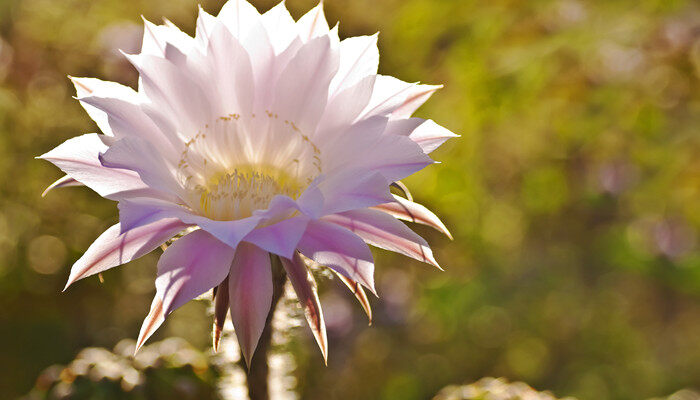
[39, 0, 457, 365]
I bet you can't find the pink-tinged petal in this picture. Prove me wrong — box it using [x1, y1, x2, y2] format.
[195, 6, 218, 46]
[41, 175, 82, 197]
[319, 170, 393, 215]
[135, 296, 165, 353]
[228, 242, 273, 367]
[123, 53, 212, 136]
[385, 118, 459, 154]
[280, 252, 327, 363]
[326, 128, 435, 182]
[141, 17, 194, 58]
[296, 2, 329, 42]
[330, 34, 379, 95]
[244, 215, 311, 259]
[273, 35, 338, 135]
[261, 1, 298, 53]
[322, 209, 441, 269]
[297, 220, 376, 294]
[332, 270, 372, 325]
[372, 195, 453, 240]
[362, 75, 441, 119]
[212, 278, 229, 352]
[64, 218, 189, 290]
[206, 23, 255, 118]
[117, 197, 187, 233]
[155, 229, 236, 316]
[70, 77, 138, 137]
[38, 133, 152, 200]
[99, 137, 182, 197]
[218, 0, 262, 39]
[318, 75, 376, 135]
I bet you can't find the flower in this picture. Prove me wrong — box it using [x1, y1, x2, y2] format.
[39, 0, 457, 365]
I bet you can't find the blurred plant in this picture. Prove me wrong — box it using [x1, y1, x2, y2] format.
[19, 338, 222, 400]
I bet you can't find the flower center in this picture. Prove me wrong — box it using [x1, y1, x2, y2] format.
[195, 167, 302, 220]
[175, 112, 322, 221]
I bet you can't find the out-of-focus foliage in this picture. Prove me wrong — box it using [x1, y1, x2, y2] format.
[0, 0, 697, 399]
[19, 338, 222, 400]
[434, 377, 577, 400]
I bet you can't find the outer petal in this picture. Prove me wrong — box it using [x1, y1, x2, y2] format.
[322, 209, 440, 269]
[99, 137, 182, 197]
[297, 220, 376, 294]
[362, 75, 441, 119]
[296, 2, 330, 42]
[64, 218, 189, 290]
[332, 270, 372, 324]
[261, 1, 298, 53]
[155, 229, 236, 316]
[272, 35, 338, 135]
[318, 170, 393, 215]
[217, 0, 262, 39]
[384, 118, 459, 154]
[41, 175, 81, 197]
[38, 133, 151, 199]
[71, 77, 141, 137]
[136, 295, 165, 353]
[280, 252, 327, 362]
[372, 195, 453, 240]
[330, 34, 379, 95]
[228, 242, 273, 367]
[243, 215, 311, 259]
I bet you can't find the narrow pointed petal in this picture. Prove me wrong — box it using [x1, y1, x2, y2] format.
[213, 277, 229, 352]
[136, 296, 165, 353]
[273, 35, 338, 134]
[261, 1, 298, 53]
[385, 118, 459, 154]
[218, 0, 262, 39]
[41, 175, 81, 197]
[372, 195, 453, 240]
[280, 252, 327, 363]
[70, 77, 142, 137]
[296, 2, 329, 42]
[330, 34, 379, 95]
[322, 208, 441, 269]
[333, 270, 372, 324]
[363, 75, 441, 119]
[297, 220, 376, 294]
[155, 229, 236, 316]
[38, 133, 151, 199]
[64, 218, 188, 290]
[228, 243, 273, 367]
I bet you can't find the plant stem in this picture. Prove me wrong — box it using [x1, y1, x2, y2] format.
[245, 255, 287, 400]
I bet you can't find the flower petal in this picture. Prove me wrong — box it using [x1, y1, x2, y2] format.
[155, 229, 236, 316]
[332, 270, 372, 325]
[384, 118, 459, 154]
[322, 209, 440, 269]
[273, 34, 338, 135]
[213, 277, 229, 352]
[135, 295, 165, 353]
[372, 195, 453, 240]
[244, 215, 311, 259]
[261, 1, 298, 53]
[228, 242, 273, 367]
[297, 220, 376, 294]
[64, 218, 189, 290]
[296, 2, 329, 42]
[41, 175, 82, 197]
[38, 133, 152, 200]
[280, 252, 327, 363]
[330, 34, 379, 95]
[318, 170, 393, 215]
[362, 75, 441, 119]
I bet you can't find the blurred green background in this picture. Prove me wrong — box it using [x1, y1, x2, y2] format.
[0, 0, 698, 398]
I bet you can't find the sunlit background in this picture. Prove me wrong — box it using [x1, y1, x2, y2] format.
[0, 0, 698, 398]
